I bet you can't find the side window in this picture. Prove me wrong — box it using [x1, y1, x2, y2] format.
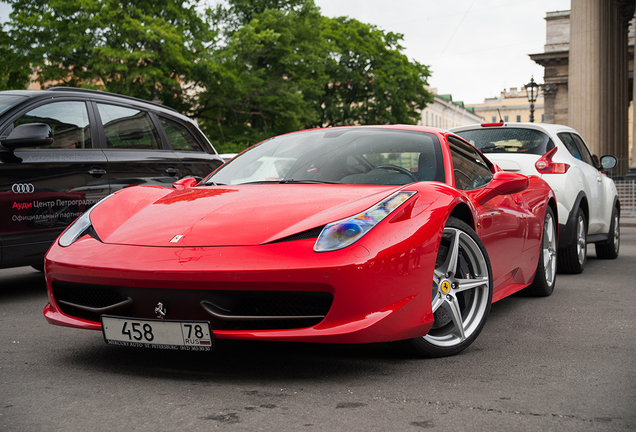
[159, 117, 203, 152]
[570, 134, 596, 167]
[11, 101, 91, 149]
[97, 103, 161, 150]
[557, 133, 582, 160]
[448, 137, 493, 190]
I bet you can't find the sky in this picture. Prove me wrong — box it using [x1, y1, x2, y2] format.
[313, 0, 571, 104]
[1, 0, 571, 104]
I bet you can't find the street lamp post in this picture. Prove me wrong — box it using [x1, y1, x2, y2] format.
[525, 77, 540, 123]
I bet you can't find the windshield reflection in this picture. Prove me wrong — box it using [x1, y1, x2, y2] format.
[204, 128, 445, 186]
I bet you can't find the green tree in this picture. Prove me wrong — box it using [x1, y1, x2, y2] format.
[2, 0, 433, 154]
[195, 0, 328, 151]
[0, 24, 31, 90]
[198, 0, 432, 153]
[317, 17, 433, 128]
[5, 0, 216, 111]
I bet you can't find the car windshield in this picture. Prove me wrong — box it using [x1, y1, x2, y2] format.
[455, 128, 554, 156]
[0, 94, 28, 117]
[203, 128, 445, 186]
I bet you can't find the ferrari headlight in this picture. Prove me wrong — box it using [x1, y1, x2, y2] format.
[58, 194, 113, 247]
[314, 191, 416, 252]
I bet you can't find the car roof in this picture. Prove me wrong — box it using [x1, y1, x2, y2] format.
[0, 88, 195, 125]
[450, 122, 579, 137]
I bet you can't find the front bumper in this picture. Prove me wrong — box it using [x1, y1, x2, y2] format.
[44, 235, 437, 344]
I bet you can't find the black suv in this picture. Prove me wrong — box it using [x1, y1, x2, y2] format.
[0, 88, 224, 270]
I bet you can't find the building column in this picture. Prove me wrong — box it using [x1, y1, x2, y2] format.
[629, 14, 636, 179]
[569, 0, 631, 175]
[542, 83, 558, 124]
[629, 63, 636, 178]
[610, 1, 629, 174]
[568, 0, 603, 155]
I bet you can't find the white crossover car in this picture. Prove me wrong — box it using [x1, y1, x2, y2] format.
[451, 122, 620, 274]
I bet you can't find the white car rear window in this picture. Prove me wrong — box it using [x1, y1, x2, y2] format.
[456, 128, 554, 156]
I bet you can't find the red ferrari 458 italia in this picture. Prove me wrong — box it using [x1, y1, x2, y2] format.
[44, 126, 557, 357]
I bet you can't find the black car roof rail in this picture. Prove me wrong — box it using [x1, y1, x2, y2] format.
[46, 87, 179, 113]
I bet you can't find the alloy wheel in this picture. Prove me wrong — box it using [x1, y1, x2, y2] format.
[576, 214, 586, 265]
[543, 210, 557, 287]
[424, 226, 490, 348]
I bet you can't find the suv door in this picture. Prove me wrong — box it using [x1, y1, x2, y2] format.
[0, 100, 108, 268]
[156, 115, 223, 179]
[558, 133, 604, 235]
[94, 102, 184, 191]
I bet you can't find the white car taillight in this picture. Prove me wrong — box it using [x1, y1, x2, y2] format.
[536, 147, 570, 174]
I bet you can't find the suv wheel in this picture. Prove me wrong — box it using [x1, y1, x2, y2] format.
[558, 208, 587, 274]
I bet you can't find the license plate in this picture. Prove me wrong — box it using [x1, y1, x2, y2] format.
[101, 315, 213, 351]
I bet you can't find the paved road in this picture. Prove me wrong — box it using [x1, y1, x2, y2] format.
[1, 229, 635, 432]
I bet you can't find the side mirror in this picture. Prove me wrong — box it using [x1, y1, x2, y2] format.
[0, 123, 53, 149]
[172, 177, 198, 190]
[474, 171, 529, 205]
[599, 155, 617, 170]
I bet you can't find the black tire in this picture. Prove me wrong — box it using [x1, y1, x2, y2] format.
[595, 207, 620, 259]
[558, 208, 587, 274]
[524, 207, 557, 296]
[395, 217, 493, 358]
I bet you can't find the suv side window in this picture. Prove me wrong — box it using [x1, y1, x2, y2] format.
[448, 136, 493, 190]
[97, 103, 161, 150]
[9, 101, 92, 149]
[557, 133, 583, 160]
[570, 134, 597, 167]
[159, 116, 203, 152]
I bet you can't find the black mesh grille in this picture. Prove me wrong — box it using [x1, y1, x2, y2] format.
[207, 291, 332, 317]
[54, 282, 126, 308]
[224, 318, 322, 330]
[51, 281, 332, 330]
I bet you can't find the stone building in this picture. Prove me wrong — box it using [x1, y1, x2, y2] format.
[467, 86, 544, 124]
[418, 89, 483, 129]
[530, 1, 636, 177]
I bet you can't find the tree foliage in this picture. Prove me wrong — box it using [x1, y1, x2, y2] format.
[3, 0, 216, 111]
[0, 24, 31, 89]
[0, 0, 432, 153]
[317, 17, 432, 128]
[197, 0, 432, 151]
[194, 0, 329, 150]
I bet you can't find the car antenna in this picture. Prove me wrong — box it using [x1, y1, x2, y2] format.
[497, 109, 504, 123]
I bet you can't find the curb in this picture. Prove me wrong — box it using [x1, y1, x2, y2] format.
[620, 220, 636, 228]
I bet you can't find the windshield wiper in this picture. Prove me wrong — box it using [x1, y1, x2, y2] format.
[479, 145, 496, 151]
[232, 180, 282, 185]
[279, 179, 341, 184]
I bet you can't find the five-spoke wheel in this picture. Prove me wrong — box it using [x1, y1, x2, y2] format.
[397, 217, 493, 357]
[525, 207, 557, 296]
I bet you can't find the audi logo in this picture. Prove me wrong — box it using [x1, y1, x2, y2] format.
[12, 183, 35, 193]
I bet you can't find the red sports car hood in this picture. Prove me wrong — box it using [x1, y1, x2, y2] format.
[89, 184, 408, 247]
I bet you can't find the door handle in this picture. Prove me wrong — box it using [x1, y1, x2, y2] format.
[88, 168, 107, 177]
